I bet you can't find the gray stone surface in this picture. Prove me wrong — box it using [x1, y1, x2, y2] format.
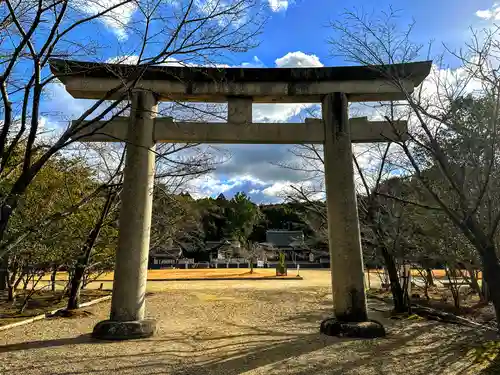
[323, 92, 369, 322]
[92, 319, 157, 340]
[320, 317, 386, 338]
[109, 91, 157, 323]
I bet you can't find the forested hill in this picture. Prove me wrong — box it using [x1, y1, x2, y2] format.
[155, 191, 321, 247]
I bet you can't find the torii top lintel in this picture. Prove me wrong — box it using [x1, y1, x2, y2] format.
[49, 59, 432, 103]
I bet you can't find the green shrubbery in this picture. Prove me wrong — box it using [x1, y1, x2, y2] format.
[276, 252, 287, 276]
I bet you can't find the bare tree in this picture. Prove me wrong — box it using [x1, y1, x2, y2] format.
[329, 7, 500, 328]
[282, 137, 417, 312]
[0, 0, 264, 289]
[60, 133, 217, 309]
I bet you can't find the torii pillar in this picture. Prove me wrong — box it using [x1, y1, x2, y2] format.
[319, 93, 385, 337]
[93, 91, 158, 339]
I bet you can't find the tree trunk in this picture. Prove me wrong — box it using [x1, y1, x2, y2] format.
[0, 199, 19, 291]
[445, 266, 461, 309]
[50, 266, 57, 292]
[22, 273, 29, 290]
[81, 272, 87, 290]
[400, 263, 412, 304]
[482, 278, 491, 303]
[5, 261, 18, 302]
[0, 256, 8, 291]
[380, 246, 407, 313]
[425, 268, 434, 286]
[19, 275, 43, 314]
[13, 272, 24, 291]
[481, 246, 500, 330]
[7, 284, 14, 302]
[66, 190, 116, 310]
[67, 265, 85, 310]
[463, 263, 482, 298]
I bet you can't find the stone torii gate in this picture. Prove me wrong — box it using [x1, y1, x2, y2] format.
[50, 59, 431, 339]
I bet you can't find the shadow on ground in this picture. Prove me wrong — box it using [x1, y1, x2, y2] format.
[4, 319, 484, 375]
[480, 356, 500, 374]
[0, 288, 492, 375]
[0, 334, 97, 353]
[18, 323, 483, 375]
[473, 340, 500, 374]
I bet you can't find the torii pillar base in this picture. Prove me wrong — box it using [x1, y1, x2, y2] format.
[93, 91, 158, 340]
[320, 92, 385, 338]
[320, 318, 385, 338]
[93, 319, 157, 340]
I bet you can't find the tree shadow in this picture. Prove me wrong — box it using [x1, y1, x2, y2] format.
[472, 337, 500, 374]
[46, 319, 472, 375]
[52, 325, 349, 375]
[151, 321, 459, 375]
[1, 290, 489, 375]
[285, 326, 483, 375]
[480, 355, 500, 374]
[0, 334, 97, 353]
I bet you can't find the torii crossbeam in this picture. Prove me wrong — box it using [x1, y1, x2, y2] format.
[50, 59, 431, 340]
[72, 116, 408, 144]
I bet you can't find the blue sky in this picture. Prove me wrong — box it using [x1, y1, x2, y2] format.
[240, 0, 489, 67]
[42, 0, 499, 203]
[61, 0, 493, 66]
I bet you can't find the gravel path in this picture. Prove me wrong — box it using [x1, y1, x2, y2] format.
[0, 271, 492, 375]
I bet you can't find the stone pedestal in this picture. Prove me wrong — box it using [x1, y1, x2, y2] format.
[320, 318, 385, 338]
[93, 319, 157, 340]
[321, 92, 384, 338]
[93, 91, 157, 340]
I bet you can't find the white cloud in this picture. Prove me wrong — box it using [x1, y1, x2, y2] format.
[262, 181, 293, 196]
[275, 51, 324, 68]
[414, 62, 484, 119]
[76, 0, 137, 41]
[247, 52, 325, 122]
[268, 0, 288, 12]
[106, 55, 140, 64]
[253, 103, 307, 122]
[262, 180, 324, 200]
[188, 174, 266, 199]
[107, 51, 323, 70]
[476, 4, 500, 20]
[241, 56, 265, 68]
[42, 79, 89, 124]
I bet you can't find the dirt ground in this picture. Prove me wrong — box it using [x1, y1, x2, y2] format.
[13, 269, 485, 327]
[0, 290, 110, 326]
[0, 270, 497, 375]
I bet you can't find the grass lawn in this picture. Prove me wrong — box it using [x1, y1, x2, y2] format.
[42, 268, 301, 282]
[41, 268, 478, 283]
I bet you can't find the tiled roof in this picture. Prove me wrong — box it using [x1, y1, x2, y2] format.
[265, 230, 304, 247]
